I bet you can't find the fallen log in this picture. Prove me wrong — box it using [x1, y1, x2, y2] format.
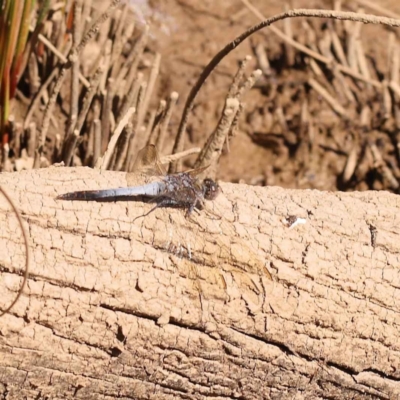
[0, 167, 399, 399]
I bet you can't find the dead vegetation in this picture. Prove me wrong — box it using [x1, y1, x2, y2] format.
[2, 0, 258, 178]
[240, 1, 400, 191]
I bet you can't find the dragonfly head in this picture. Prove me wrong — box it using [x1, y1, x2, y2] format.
[202, 178, 221, 201]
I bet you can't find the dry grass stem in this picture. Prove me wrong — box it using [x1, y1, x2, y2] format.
[254, 43, 271, 76]
[160, 148, 201, 165]
[134, 81, 147, 131]
[99, 39, 113, 92]
[92, 119, 101, 167]
[308, 77, 348, 117]
[113, 122, 133, 171]
[148, 100, 166, 145]
[329, 24, 348, 66]
[283, 2, 295, 66]
[101, 77, 115, 152]
[195, 98, 240, 176]
[237, 69, 262, 98]
[0, 186, 30, 317]
[75, 65, 104, 134]
[62, 129, 80, 166]
[124, 25, 149, 96]
[117, 72, 143, 125]
[37, 33, 90, 87]
[156, 92, 179, 151]
[99, 106, 136, 170]
[137, 52, 161, 130]
[69, 0, 84, 137]
[228, 55, 252, 98]
[24, 65, 60, 129]
[342, 146, 359, 183]
[353, 0, 400, 19]
[369, 141, 399, 190]
[27, 52, 40, 95]
[26, 122, 37, 158]
[39, 66, 67, 155]
[75, 0, 122, 55]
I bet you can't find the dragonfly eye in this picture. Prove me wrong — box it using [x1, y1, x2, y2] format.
[203, 178, 221, 201]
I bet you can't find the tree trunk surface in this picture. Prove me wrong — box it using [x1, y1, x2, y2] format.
[0, 167, 399, 399]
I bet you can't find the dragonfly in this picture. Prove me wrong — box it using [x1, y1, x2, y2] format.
[57, 144, 221, 219]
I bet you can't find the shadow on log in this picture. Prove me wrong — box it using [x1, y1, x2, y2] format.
[0, 167, 399, 399]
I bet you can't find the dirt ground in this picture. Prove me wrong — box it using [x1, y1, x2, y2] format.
[133, 0, 400, 191]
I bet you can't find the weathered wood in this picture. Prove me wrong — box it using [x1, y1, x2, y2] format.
[0, 167, 399, 399]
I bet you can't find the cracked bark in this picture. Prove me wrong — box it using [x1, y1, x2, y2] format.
[0, 167, 400, 399]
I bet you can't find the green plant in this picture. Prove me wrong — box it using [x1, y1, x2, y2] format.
[0, 0, 49, 146]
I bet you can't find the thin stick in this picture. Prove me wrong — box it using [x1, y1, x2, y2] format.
[38, 65, 67, 155]
[329, 23, 348, 66]
[24, 65, 60, 129]
[147, 100, 165, 145]
[194, 98, 240, 176]
[160, 147, 201, 165]
[0, 186, 30, 317]
[67, 62, 104, 163]
[101, 77, 115, 152]
[134, 81, 147, 131]
[62, 129, 80, 166]
[68, 0, 83, 138]
[110, 4, 131, 78]
[353, 0, 400, 19]
[99, 106, 136, 170]
[114, 122, 133, 171]
[123, 25, 149, 96]
[236, 69, 262, 98]
[137, 52, 161, 130]
[283, 2, 295, 66]
[92, 119, 101, 167]
[369, 141, 399, 190]
[308, 78, 348, 118]
[26, 122, 37, 158]
[81, 0, 93, 34]
[75, 64, 104, 133]
[156, 92, 179, 151]
[2, 144, 10, 172]
[117, 72, 143, 125]
[27, 52, 40, 95]
[228, 55, 252, 98]
[254, 43, 271, 76]
[355, 38, 371, 81]
[37, 33, 90, 87]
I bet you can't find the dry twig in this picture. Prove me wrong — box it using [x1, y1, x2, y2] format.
[0, 186, 30, 317]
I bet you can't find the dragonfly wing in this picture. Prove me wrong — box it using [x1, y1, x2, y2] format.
[127, 144, 167, 186]
[132, 144, 167, 176]
[185, 165, 211, 177]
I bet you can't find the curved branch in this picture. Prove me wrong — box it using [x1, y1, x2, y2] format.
[0, 185, 30, 317]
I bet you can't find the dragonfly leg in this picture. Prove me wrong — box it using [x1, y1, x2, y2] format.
[133, 197, 183, 222]
[185, 203, 197, 218]
[132, 204, 160, 222]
